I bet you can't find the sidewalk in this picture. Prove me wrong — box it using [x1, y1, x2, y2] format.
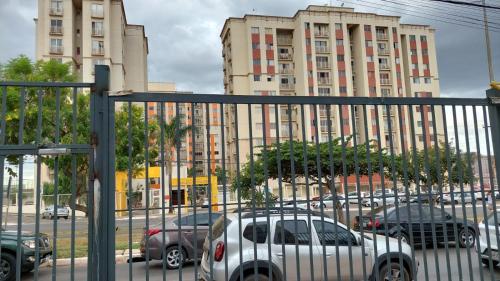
[48, 249, 141, 266]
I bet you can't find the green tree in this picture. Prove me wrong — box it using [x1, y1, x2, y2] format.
[1, 55, 157, 214]
[162, 115, 193, 212]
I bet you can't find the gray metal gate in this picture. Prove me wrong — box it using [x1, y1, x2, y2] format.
[3, 65, 500, 281]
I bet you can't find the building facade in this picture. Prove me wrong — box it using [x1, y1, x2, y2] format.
[35, 0, 148, 92]
[221, 5, 443, 193]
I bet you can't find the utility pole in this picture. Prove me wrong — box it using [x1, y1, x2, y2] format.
[483, 0, 495, 82]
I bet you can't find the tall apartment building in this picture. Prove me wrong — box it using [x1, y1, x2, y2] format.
[35, 0, 148, 92]
[221, 5, 443, 193]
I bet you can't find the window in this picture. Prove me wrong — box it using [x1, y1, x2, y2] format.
[92, 40, 104, 55]
[393, 42, 399, 49]
[337, 55, 344, 62]
[398, 88, 403, 95]
[335, 23, 342, 30]
[395, 58, 400, 64]
[392, 27, 397, 33]
[336, 39, 344, 46]
[418, 135, 424, 142]
[92, 21, 104, 36]
[338, 70, 346, 77]
[267, 75, 274, 82]
[50, 19, 63, 34]
[381, 88, 391, 97]
[252, 42, 260, 49]
[423, 64, 429, 70]
[254, 75, 261, 81]
[251, 27, 259, 34]
[267, 59, 274, 66]
[367, 56, 374, 62]
[424, 77, 431, 84]
[266, 43, 273, 50]
[420, 35, 427, 42]
[417, 121, 423, 127]
[413, 77, 420, 84]
[365, 40, 373, 47]
[274, 220, 310, 245]
[318, 87, 331, 96]
[364, 25, 371, 32]
[377, 43, 386, 50]
[50, 0, 63, 14]
[313, 221, 354, 246]
[50, 38, 63, 53]
[412, 63, 418, 70]
[368, 71, 375, 79]
[265, 27, 272, 34]
[409, 35, 416, 41]
[304, 22, 310, 29]
[91, 3, 104, 18]
[369, 87, 377, 95]
[339, 86, 347, 93]
[422, 49, 429, 56]
[253, 59, 261, 65]
[410, 49, 417, 56]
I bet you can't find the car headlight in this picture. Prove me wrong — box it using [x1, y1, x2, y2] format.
[23, 239, 36, 249]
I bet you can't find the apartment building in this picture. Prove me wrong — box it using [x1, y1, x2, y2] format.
[35, 0, 148, 92]
[221, 5, 443, 194]
[146, 83, 222, 177]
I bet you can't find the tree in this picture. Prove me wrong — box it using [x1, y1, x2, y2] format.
[162, 115, 193, 213]
[232, 137, 389, 222]
[1, 56, 157, 215]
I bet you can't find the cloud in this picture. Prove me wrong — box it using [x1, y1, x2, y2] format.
[0, 0, 498, 97]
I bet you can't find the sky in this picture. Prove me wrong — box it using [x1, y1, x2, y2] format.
[0, 0, 499, 97]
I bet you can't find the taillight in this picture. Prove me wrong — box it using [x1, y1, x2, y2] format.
[214, 241, 225, 262]
[145, 228, 161, 237]
[367, 218, 381, 229]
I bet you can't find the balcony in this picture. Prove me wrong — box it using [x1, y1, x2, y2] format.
[379, 64, 390, 70]
[279, 68, 293, 74]
[49, 46, 63, 54]
[378, 48, 390, 56]
[92, 48, 105, 56]
[49, 26, 63, 35]
[376, 33, 388, 40]
[91, 11, 104, 18]
[49, 7, 63, 16]
[278, 53, 292, 60]
[277, 37, 292, 45]
[315, 46, 330, 53]
[279, 83, 295, 90]
[318, 77, 331, 85]
[92, 28, 104, 37]
[316, 62, 330, 69]
[380, 78, 391, 85]
[314, 30, 329, 37]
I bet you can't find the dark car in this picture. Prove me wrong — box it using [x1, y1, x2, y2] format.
[0, 230, 52, 281]
[141, 212, 222, 269]
[355, 204, 477, 248]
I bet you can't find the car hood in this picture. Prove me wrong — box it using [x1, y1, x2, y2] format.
[363, 234, 413, 258]
[1, 230, 47, 240]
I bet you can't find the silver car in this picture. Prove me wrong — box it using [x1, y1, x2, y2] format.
[200, 210, 418, 281]
[41, 205, 69, 219]
[476, 212, 500, 267]
[439, 192, 474, 205]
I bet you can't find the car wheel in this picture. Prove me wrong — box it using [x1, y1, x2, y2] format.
[243, 274, 269, 281]
[49, 214, 53, 220]
[0, 252, 16, 281]
[164, 246, 185, 270]
[373, 202, 379, 208]
[393, 232, 410, 244]
[64, 216, 69, 220]
[454, 200, 459, 205]
[458, 228, 476, 248]
[379, 262, 410, 281]
[342, 203, 346, 208]
[482, 258, 500, 267]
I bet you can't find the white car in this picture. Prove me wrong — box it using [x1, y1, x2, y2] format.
[200, 210, 418, 281]
[362, 191, 396, 207]
[477, 212, 500, 267]
[41, 205, 70, 219]
[438, 192, 474, 205]
[312, 194, 346, 209]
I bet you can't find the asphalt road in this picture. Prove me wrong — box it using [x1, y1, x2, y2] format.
[20, 248, 500, 281]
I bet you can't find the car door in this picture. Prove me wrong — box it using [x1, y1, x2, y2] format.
[271, 219, 323, 281]
[312, 220, 368, 280]
[486, 212, 500, 251]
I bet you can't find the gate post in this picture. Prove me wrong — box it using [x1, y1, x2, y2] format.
[90, 65, 115, 281]
[487, 88, 500, 194]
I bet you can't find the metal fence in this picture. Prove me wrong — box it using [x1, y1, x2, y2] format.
[1, 65, 500, 281]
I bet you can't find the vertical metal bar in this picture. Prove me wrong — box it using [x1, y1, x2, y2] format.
[34, 88, 43, 281]
[451, 105, 474, 281]
[349, 105, 368, 281]
[127, 102, 133, 281]
[177, 103, 184, 281]
[338, 105, 354, 281]
[0, 86, 5, 279]
[408, 105, 430, 281]
[287, 104, 301, 281]
[472, 105, 496, 280]
[233, 104, 244, 281]
[487, 89, 500, 216]
[70, 87, 78, 281]
[441, 105, 463, 281]
[325, 104, 341, 281]
[51, 87, 60, 281]
[158, 102, 167, 281]
[144, 102, 150, 281]
[191, 103, 198, 281]
[418, 104, 441, 281]
[15, 88, 26, 281]
[430, 105, 453, 281]
[247, 104, 258, 281]
[220, 103, 229, 281]
[205, 103, 212, 281]
[299, 104, 315, 281]
[274, 104, 287, 281]
[461, 106, 484, 281]
[0, 86, 7, 142]
[107, 90, 116, 281]
[260, 103, 272, 281]
[312, 105, 328, 281]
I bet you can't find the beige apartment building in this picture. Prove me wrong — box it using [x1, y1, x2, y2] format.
[35, 0, 148, 92]
[221, 6, 443, 189]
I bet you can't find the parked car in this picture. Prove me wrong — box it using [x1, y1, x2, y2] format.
[0, 230, 52, 281]
[362, 190, 396, 207]
[200, 209, 418, 281]
[437, 192, 474, 205]
[41, 205, 69, 220]
[140, 212, 222, 269]
[400, 192, 436, 204]
[312, 194, 346, 209]
[476, 212, 500, 267]
[284, 199, 310, 210]
[355, 204, 477, 247]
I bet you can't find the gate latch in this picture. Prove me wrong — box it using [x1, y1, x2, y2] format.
[38, 147, 71, 156]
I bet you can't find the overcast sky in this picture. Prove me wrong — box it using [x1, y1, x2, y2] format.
[0, 0, 499, 97]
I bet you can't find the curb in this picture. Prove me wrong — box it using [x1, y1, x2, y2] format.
[48, 249, 141, 266]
